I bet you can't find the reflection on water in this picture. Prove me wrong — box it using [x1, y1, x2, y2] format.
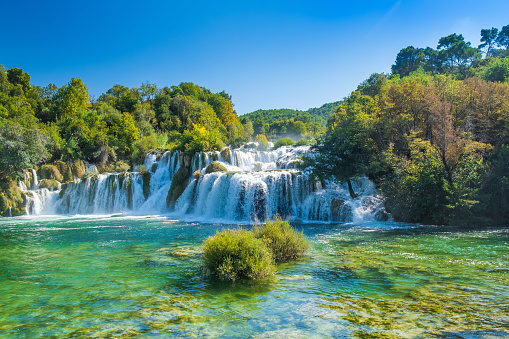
[0, 216, 508, 338]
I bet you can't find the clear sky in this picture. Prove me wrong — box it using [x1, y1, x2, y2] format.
[2, 0, 508, 115]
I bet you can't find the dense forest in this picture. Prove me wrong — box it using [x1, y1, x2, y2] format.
[0, 71, 258, 215]
[242, 101, 342, 141]
[305, 24, 509, 226]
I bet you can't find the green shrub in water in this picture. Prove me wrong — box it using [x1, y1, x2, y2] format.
[295, 138, 311, 146]
[203, 228, 274, 281]
[274, 137, 294, 149]
[254, 216, 310, 263]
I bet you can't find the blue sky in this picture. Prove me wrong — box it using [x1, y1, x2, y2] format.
[2, 0, 508, 115]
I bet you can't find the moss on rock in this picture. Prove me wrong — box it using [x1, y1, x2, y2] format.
[220, 148, 231, 164]
[166, 167, 190, 208]
[205, 161, 228, 174]
[71, 160, 86, 179]
[39, 165, 63, 182]
[59, 183, 68, 199]
[142, 171, 151, 199]
[0, 180, 26, 217]
[54, 161, 73, 182]
[39, 179, 60, 190]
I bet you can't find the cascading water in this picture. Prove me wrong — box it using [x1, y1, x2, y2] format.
[20, 146, 386, 222]
[20, 169, 60, 215]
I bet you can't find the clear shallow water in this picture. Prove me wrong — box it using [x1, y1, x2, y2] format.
[0, 216, 508, 338]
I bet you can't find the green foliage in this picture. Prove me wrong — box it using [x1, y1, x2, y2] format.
[382, 138, 450, 224]
[255, 134, 269, 151]
[303, 91, 378, 185]
[274, 137, 294, 148]
[179, 124, 224, 155]
[0, 180, 25, 216]
[481, 57, 509, 83]
[0, 65, 250, 180]
[109, 112, 139, 157]
[0, 120, 51, 180]
[254, 217, 310, 263]
[205, 161, 227, 174]
[202, 228, 274, 281]
[483, 145, 509, 224]
[295, 138, 310, 146]
[53, 78, 89, 117]
[131, 134, 165, 164]
[242, 105, 333, 140]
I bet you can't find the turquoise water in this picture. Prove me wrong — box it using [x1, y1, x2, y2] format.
[0, 216, 508, 338]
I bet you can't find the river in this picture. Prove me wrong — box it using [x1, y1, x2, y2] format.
[1, 216, 508, 338]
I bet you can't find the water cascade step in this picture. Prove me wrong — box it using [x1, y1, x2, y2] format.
[19, 146, 385, 222]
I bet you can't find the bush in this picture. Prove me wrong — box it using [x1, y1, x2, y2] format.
[255, 134, 269, 151]
[274, 137, 294, 149]
[203, 228, 274, 281]
[254, 216, 310, 262]
[295, 138, 310, 146]
[205, 161, 228, 174]
[193, 170, 203, 180]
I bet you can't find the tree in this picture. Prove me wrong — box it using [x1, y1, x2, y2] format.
[481, 57, 509, 83]
[255, 134, 269, 151]
[479, 27, 499, 57]
[497, 24, 509, 49]
[437, 34, 480, 76]
[391, 47, 426, 77]
[139, 82, 157, 103]
[53, 78, 89, 117]
[0, 120, 50, 179]
[110, 112, 139, 157]
[382, 137, 449, 224]
[6, 68, 31, 94]
[303, 92, 378, 198]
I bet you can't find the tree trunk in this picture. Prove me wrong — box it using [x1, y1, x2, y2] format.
[347, 179, 357, 199]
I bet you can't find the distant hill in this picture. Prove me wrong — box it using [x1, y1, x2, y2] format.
[242, 101, 342, 127]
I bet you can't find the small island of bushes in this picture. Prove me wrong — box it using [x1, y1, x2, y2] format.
[202, 217, 310, 281]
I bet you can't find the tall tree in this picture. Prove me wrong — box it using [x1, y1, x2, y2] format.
[497, 24, 509, 49]
[479, 27, 499, 57]
[53, 78, 89, 117]
[391, 46, 426, 77]
[437, 34, 480, 76]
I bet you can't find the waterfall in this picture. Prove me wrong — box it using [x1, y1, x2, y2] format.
[19, 147, 386, 222]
